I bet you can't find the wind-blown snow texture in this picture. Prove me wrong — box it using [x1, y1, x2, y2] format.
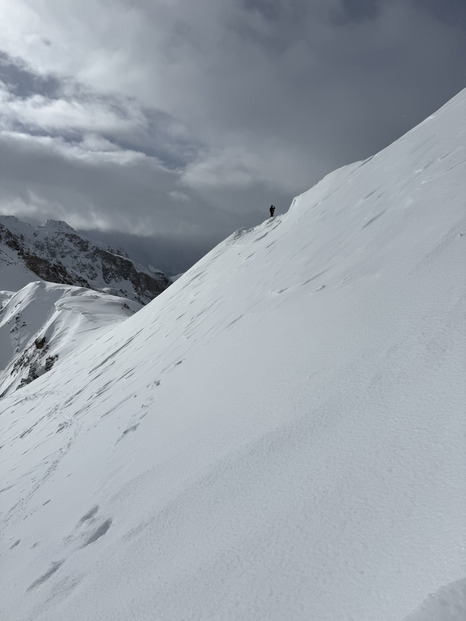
[1, 90, 465, 621]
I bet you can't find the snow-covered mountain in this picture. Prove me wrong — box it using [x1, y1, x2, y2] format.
[0, 217, 171, 304]
[1, 90, 465, 621]
[0, 281, 140, 398]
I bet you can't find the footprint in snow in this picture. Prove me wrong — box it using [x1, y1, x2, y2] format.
[79, 505, 99, 524]
[82, 519, 112, 547]
[27, 560, 65, 591]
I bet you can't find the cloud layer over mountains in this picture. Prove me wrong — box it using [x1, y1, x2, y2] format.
[0, 1, 465, 269]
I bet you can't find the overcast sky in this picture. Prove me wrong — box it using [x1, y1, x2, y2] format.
[0, 0, 465, 273]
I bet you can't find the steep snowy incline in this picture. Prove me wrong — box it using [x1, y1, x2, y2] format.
[0, 281, 141, 397]
[1, 90, 465, 621]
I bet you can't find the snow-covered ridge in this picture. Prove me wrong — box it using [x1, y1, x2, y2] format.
[0, 216, 171, 304]
[0, 281, 141, 397]
[1, 89, 465, 621]
[39, 219, 76, 234]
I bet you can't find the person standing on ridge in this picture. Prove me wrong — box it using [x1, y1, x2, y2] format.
[269, 205, 276, 217]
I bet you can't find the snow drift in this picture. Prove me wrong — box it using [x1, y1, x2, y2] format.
[1, 90, 465, 620]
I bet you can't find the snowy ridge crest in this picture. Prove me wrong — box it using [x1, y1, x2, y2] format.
[0, 216, 171, 304]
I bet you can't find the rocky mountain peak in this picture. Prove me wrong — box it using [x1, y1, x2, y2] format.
[0, 216, 171, 304]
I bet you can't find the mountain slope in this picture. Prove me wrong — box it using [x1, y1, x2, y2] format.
[0, 281, 141, 397]
[0, 239, 41, 291]
[0, 217, 171, 304]
[1, 90, 465, 621]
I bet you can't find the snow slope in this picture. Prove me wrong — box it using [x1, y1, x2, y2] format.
[0, 281, 141, 397]
[1, 90, 465, 621]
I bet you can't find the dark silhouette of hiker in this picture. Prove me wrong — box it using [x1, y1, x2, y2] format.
[269, 205, 276, 217]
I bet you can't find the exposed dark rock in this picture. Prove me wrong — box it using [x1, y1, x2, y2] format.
[0, 218, 171, 304]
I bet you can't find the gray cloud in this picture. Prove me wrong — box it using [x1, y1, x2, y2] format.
[414, 0, 466, 26]
[0, 52, 61, 99]
[0, 0, 464, 273]
[332, 0, 380, 24]
[78, 229, 219, 277]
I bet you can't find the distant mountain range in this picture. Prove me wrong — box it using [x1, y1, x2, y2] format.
[0, 216, 171, 304]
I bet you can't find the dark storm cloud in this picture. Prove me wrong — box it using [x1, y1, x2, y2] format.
[331, 0, 380, 24]
[0, 0, 465, 273]
[0, 131, 196, 235]
[414, 0, 466, 26]
[0, 129, 269, 272]
[181, 0, 465, 163]
[78, 229, 218, 277]
[242, 0, 281, 21]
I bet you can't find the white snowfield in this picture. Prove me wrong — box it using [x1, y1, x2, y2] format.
[1, 90, 465, 621]
[0, 281, 141, 396]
